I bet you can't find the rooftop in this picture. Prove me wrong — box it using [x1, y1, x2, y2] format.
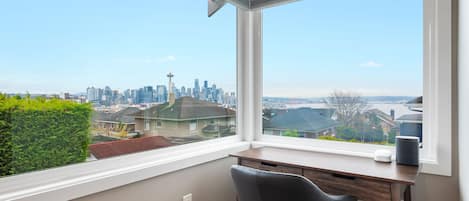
[89, 136, 173, 159]
[407, 96, 423, 104]
[263, 108, 340, 132]
[365, 108, 397, 127]
[133, 97, 235, 121]
[93, 107, 141, 124]
[396, 114, 423, 122]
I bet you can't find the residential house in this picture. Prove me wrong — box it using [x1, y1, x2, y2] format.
[92, 107, 141, 137]
[397, 97, 423, 142]
[263, 108, 340, 138]
[364, 109, 399, 138]
[133, 97, 236, 141]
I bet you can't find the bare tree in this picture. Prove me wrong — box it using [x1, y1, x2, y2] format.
[323, 90, 368, 127]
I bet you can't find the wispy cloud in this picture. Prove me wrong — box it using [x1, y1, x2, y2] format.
[156, 55, 176, 63]
[113, 55, 177, 64]
[360, 61, 384, 68]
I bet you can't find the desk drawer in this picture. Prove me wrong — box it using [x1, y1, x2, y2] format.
[303, 169, 391, 201]
[240, 159, 302, 175]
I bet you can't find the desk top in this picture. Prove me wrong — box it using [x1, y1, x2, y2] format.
[230, 147, 420, 185]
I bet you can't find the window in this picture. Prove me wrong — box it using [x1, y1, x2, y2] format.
[262, 0, 423, 146]
[156, 120, 162, 128]
[0, 1, 236, 177]
[190, 120, 198, 131]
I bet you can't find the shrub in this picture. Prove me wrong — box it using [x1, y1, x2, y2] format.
[0, 96, 92, 176]
[282, 129, 299, 137]
[318, 136, 345, 141]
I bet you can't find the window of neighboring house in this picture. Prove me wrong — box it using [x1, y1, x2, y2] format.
[145, 121, 151, 131]
[0, 0, 236, 177]
[156, 120, 162, 128]
[262, 0, 423, 147]
[190, 120, 198, 131]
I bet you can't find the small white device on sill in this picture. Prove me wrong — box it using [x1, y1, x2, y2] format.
[374, 149, 392, 163]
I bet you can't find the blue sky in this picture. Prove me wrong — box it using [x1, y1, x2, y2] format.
[0, 0, 422, 97]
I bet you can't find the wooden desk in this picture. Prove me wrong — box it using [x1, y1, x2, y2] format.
[230, 147, 420, 201]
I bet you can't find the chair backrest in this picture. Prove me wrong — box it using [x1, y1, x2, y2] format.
[230, 165, 356, 201]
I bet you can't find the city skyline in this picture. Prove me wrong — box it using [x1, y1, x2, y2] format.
[82, 75, 236, 107]
[0, 0, 422, 97]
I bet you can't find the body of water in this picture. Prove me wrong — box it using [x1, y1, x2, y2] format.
[285, 103, 421, 119]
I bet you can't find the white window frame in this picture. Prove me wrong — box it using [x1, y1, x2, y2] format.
[250, 0, 453, 176]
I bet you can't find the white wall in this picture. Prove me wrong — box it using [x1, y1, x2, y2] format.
[74, 157, 238, 201]
[459, 0, 469, 200]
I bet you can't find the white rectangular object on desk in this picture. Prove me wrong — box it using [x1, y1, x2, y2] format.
[374, 150, 392, 163]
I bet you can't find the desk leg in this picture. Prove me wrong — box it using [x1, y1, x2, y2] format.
[404, 185, 412, 201]
[392, 184, 412, 201]
[391, 183, 401, 201]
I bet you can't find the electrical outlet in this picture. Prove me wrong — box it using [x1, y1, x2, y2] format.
[183, 193, 192, 201]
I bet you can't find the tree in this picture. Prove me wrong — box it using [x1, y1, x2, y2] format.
[336, 126, 360, 141]
[388, 130, 397, 144]
[323, 90, 368, 127]
[118, 122, 128, 138]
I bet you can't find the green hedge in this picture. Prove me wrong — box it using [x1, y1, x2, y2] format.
[0, 95, 92, 176]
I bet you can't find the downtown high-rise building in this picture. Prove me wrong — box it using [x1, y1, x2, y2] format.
[103, 86, 113, 106]
[141, 86, 154, 103]
[86, 87, 98, 103]
[187, 88, 192, 98]
[156, 85, 167, 103]
[181, 86, 186, 97]
[193, 79, 200, 100]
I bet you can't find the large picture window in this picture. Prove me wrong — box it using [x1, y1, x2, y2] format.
[262, 0, 423, 146]
[0, 1, 236, 177]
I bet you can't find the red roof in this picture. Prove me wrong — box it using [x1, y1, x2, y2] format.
[89, 136, 173, 159]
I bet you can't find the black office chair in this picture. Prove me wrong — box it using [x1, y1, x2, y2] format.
[231, 165, 357, 201]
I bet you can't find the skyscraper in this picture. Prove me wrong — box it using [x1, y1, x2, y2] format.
[181, 86, 186, 97]
[187, 88, 192, 98]
[194, 79, 200, 100]
[86, 87, 98, 103]
[130, 89, 139, 104]
[156, 85, 168, 103]
[104, 86, 113, 106]
[142, 86, 154, 103]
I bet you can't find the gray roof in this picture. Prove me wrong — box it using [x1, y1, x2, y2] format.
[396, 114, 423, 122]
[407, 96, 423, 104]
[263, 108, 340, 133]
[93, 107, 140, 124]
[134, 97, 235, 121]
[365, 109, 397, 127]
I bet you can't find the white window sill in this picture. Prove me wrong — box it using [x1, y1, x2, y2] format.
[0, 137, 250, 201]
[253, 136, 451, 177]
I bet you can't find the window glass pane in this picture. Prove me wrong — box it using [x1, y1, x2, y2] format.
[263, 0, 423, 146]
[0, 1, 236, 177]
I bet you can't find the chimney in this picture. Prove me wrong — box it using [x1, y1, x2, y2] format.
[390, 109, 395, 120]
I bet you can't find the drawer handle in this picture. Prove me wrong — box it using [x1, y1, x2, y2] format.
[261, 162, 278, 167]
[331, 173, 356, 180]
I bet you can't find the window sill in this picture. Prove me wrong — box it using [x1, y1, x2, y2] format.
[253, 135, 451, 177]
[0, 137, 250, 201]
